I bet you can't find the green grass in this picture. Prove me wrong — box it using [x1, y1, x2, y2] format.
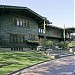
[0, 51, 49, 75]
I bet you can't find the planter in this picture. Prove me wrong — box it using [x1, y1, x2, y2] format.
[50, 54, 59, 59]
[69, 48, 75, 53]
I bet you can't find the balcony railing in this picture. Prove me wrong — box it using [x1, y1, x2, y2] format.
[38, 32, 62, 38]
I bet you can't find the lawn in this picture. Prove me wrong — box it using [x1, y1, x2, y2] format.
[0, 51, 49, 75]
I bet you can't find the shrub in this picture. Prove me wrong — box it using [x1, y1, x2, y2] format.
[58, 41, 68, 48]
[46, 40, 53, 47]
[67, 41, 75, 48]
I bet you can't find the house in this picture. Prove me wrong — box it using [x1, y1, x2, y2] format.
[0, 5, 74, 50]
[0, 5, 51, 50]
[38, 24, 64, 43]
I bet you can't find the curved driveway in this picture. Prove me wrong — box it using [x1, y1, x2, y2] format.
[13, 55, 75, 75]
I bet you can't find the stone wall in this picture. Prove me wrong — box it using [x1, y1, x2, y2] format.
[0, 48, 31, 51]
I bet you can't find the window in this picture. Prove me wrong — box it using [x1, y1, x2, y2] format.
[29, 34, 35, 39]
[39, 28, 44, 33]
[17, 19, 20, 26]
[20, 19, 23, 26]
[23, 20, 28, 27]
[26, 21, 27, 26]
[10, 35, 13, 43]
[14, 18, 29, 27]
[10, 34, 25, 43]
[41, 29, 43, 33]
[39, 29, 40, 33]
[23, 20, 26, 27]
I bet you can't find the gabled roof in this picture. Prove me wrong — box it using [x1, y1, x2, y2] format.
[0, 5, 51, 24]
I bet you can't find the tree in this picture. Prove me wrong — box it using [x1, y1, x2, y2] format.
[39, 39, 54, 47]
[39, 39, 47, 46]
[47, 40, 53, 46]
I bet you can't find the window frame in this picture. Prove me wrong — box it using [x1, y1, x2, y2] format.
[13, 17, 29, 27]
[10, 34, 25, 44]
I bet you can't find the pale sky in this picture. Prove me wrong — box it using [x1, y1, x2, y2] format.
[0, 0, 74, 28]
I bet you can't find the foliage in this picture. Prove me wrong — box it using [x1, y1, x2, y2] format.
[39, 39, 54, 47]
[39, 39, 47, 46]
[67, 41, 75, 48]
[57, 41, 68, 48]
[46, 40, 53, 46]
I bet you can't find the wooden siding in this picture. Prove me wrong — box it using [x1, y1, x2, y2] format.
[0, 13, 38, 47]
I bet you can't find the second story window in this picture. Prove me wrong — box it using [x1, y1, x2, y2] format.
[23, 20, 26, 27]
[20, 19, 23, 26]
[14, 18, 29, 27]
[17, 19, 20, 26]
[39, 28, 44, 33]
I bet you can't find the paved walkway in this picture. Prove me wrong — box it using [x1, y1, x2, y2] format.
[12, 55, 75, 75]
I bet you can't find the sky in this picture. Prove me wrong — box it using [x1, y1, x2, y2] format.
[0, 0, 74, 28]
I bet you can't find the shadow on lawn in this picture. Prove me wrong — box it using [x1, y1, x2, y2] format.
[0, 61, 22, 68]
